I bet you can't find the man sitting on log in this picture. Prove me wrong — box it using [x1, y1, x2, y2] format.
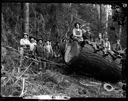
[113, 39, 125, 58]
[86, 26, 94, 42]
[72, 22, 84, 47]
[94, 33, 105, 53]
[81, 25, 97, 50]
[102, 36, 117, 60]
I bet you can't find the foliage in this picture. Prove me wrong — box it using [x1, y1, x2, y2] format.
[110, 4, 127, 48]
[111, 4, 127, 26]
[2, 3, 127, 48]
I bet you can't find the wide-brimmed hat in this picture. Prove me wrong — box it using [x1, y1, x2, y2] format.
[103, 32, 109, 39]
[29, 36, 37, 40]
[24, 33, 29, 35]
[37, 38, 43, 42]
[104, 36, 109, 39]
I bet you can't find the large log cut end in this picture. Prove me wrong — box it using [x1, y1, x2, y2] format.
[64, 44, 122, 83]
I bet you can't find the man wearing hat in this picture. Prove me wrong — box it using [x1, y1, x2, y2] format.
[94, 33, 105, 52]
[29, 36, 37, 56]
[20, 33, 31, 52]
[36, 38, 44, 58]
[36, 38, 46, 71]
[44, 41, 54, 59]
[19, 33, 31, 66]
[103, 37, 111, 55]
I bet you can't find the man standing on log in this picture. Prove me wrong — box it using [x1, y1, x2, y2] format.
[19, 33, 31, 67]
[53, 41, 61, 58]
[36, 39, 46, 71]
[29, 37, 37, 57]
[44, 41, 54, 60]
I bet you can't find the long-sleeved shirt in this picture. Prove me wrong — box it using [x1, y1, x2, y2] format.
[44, 44, 53, 54]
[36, 44, 44, 57]
[97, 38, 104, 47]
[20, 38, 31, 46]
[104, 41, 111, 51]
[30, 42, 37, 51]
[115, 43, 122, 51]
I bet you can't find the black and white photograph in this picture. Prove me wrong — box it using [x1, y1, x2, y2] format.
[1, 2, 127, 99]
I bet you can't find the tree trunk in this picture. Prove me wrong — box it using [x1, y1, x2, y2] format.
[105, 5, 109, 32]
[119, 25, 122, 39]
[65, 43, 122, 83]
[25, 3, 29, 34]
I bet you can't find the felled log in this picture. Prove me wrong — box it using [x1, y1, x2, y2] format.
[64, 42, 122, 83]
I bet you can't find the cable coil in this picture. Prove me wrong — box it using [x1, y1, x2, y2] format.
[103, 83, 114, 92]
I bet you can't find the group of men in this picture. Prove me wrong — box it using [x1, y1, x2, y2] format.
[19, 33, 54, 67]
[92, 33, 123, 60]
[71, 22, 125, 61]
[19, 22, 125, 65]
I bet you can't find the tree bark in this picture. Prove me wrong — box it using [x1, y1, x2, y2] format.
[65, 44, 122, 83]
[119, 25, 122, 39]
[25, 3, 29, 34]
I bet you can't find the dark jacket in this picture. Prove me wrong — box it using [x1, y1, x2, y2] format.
[36, 44, 44, 58]
[115, 43, 122, 51]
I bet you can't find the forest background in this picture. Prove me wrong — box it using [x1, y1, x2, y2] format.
[1, 3, 127, 49]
